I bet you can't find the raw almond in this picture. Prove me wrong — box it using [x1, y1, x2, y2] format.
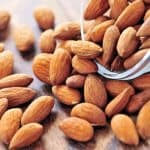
[105, 88, 133, 117]
[52, 85, 81, 105]
[21, 96, 54, 125]
[117, 27, 139, 58]
[136, 101, 150, 140]
[111, 114, 139, 145]
[9, 123, 43, 149]
[0, 108, 22, 144]
[39, 29, 56, 53]
[32, 53, 52, 84]
[49, 48, 71, 85]
[84, 0, 109, 20]
[34, 6, 54, 30]
[84, 74, 107, 108]
[126, 88, 150, 113]
[0, 51, 13, 79]
[111, 56, 124, 71]
[66, 75, 86, 88]
[0, 87, 36, 107]
[71, 103, 106, 126]
[115, 0, 145, 30]
[0, 98, 8, 117]
[102, 25, 120, 65]
[105, 80, 135, 97]
[71, 40, 102, 59]
[72, 55, 98, 74]
[0, 74, 33, 89]
[59, 117, 94, 142]
[140, 37, 150, 49]
[0, 10, 10, 30]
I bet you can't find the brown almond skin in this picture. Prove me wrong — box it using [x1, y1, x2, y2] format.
[72, 55, 98, 74]
[0, 98, 8, 117]
[115, 0, 145, 30]
[71, 40, 102, 59]
[0, 10, 10, 30]
[84, 74, 107, 108]
[66, 75, 86, 88]
[111, 56, 124, 71]
[84, 0, 109, 20]
[136, 101, 150, 140]
[0, 87, 36, 107]
[71, 103, 106, 126]
[105, 80, 135, 97]
[39, 29, 56, 53]
[32, 53, 52, 84]
[49, 48, 71, 85]
[34, 6, 54, 30]
[0, 108, 22, 144]
[59, 117, 94, 142]
[111, 114, 139, 146]
[0, 51, 13, 79]
[126, 88, 150, 113]
[52, 85, 81, 105]
[0, 74, 33, 89]
[105, 88, 133, 117]
[21, 96, 54, 125]
[9, 123, 43, 149]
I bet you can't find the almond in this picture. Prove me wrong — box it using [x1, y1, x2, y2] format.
[105, 80, 135, 97]
[54, 21, 80, 40]
[91, 20, 115, 42]
[111, 114, 139, 146]
[117, 27, 140, 58]
[0, 87, 36, 107]
[140, 37, 150, 49]
[52, 85, 81, 105]
[126, 88, 150, 113]
[49, 48, 71, 85]
[32, 53, 52, 84]
[72, 55, 98, 74]
[21, 96, 54, 125]
[111, 56, 124, 71]
[9, 123, 43, 149]
[0, 108, 22, 144]
[71, 40, 102, 59]
[102, 25, 120, 65]
[84, 74, 107, 108]
[0, 10, 10, 30]
[34, 6, 54, 30]
[105, 88, 133, 117]
[66, 75, 86, 88]
[0, 98, 8, 117]
[39, 29, 56, 53]
[59, 117, 94, 142]
[71, 103, 106, 126]
[0, 51, 13, 79]
[144, 9, 150, 21]
[13, 25, 35, 52]
[0, 74, 33, 88]
[136, 101, 150, 140]
[115, 0, 145, 30]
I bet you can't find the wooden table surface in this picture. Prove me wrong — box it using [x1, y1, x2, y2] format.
[0, 0, 149, 149]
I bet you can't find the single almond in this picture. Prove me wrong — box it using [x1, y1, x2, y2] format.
[71, 40, 102, 59]
[136, 101, 150, 140]
[72, 55, 98, 74]
[0, 108, 22, 144]
[49, 48, 71, 85]
[21, 96, 54, 125]
[0, 10, 10, 30]
[71, 103, 106, 126]
[52, 85, 81, 105]
[0, 87, 36, 107]
[0, 51, 13, 79]
[9, 123, 43, 149]
[115, 0, 145, 30]
[0, 74, 33, 89]
[140, 37, 150, 49]
[111, 114, 139, 146]
[111, 56, 124, 71]
[0, 98, 8, 117]
[84, 74, 107, 108]
[59, 117, 94, 142]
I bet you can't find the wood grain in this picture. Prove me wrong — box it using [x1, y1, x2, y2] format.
[0, 0, 149, 149]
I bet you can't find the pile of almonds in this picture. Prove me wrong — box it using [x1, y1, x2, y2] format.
[0, 0, 150, 149]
